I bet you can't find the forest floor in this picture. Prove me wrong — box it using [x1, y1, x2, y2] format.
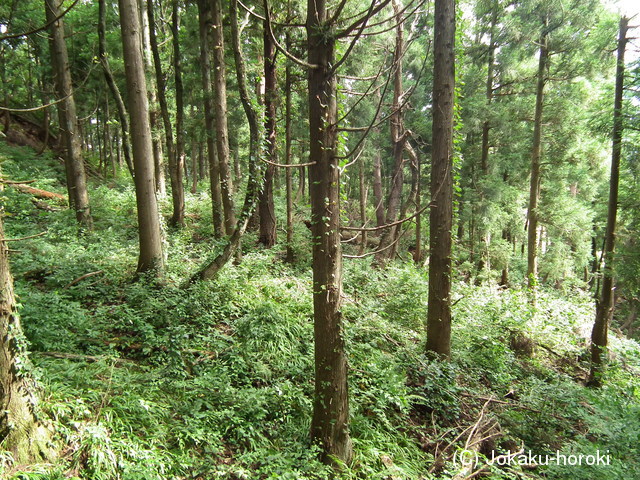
[1, 141, 639, 479]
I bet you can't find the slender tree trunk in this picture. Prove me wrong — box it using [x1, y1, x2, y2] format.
[199, 142, 206, 179]
[296, 157, 306, 201]
[146, 0, 185, 226]
[119, 0, 164, 273]
[138, 0, 165, 197]
[197, 0, 224, 237]
[190, 0, 264, 282]
[152, 127, 166, 196]
[259, 17, 278, 247]
[372, 151, 385, 227]
[38, 72, 50, 155]
[589, 17, 628, 386]
[391, 142, 419, 257]
[115, 131, 122, 168]
[358, 155, 368, 256]
[172, 0, 186, 226]
[191, 139, 199, 194]
[414, 148, 422, 263]
[527, 20, 548, 288]
[211, 0, 236, 234]
[307, 0, 353, 464]
[98, 0, 134, 177]
[480, 10, 497, 176]
[104, 97, 115, 177]
[376, 0, 407, 263]
[45, 0, 93, 229]
[426, 0, 455, 358]
[285, 33, 294, 263]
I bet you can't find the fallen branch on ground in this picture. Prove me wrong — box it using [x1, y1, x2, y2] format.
[8, 183, 66, 203]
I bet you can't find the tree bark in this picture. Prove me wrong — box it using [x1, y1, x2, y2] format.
[527, 20, 548, 288]
[426, 0, 455, 358]
[285, 32, 294, 262]
[372, 150, 385, 227]
[45, 0, 93, 229]
[139, 0, 166, 197]
[191, 139, 199, 194]
[375, 0, 407, 263]
[118, 0, 164, 273]
[414, 147, 422, 263]
[0, 214, 53, 464]
[211, 0, 236, 234]
[358, 154, 368, 256]
[258, 17, 278, 247]
[391, 141, 419, 258]
[589, 17, 628, 386]
[307, 0, 353, 465]
[172, 0, 186, 226]
[197, 0, 224, 237]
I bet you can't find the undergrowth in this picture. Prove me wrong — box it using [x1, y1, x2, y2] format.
[1, 142, 639, 479]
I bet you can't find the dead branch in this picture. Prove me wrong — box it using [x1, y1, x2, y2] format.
[0, 231, 47, 242]
[35, 351, 136, 367]
[63, 270, 105, 289]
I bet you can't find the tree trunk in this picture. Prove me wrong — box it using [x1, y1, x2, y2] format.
[139, 0, 166, 198]
[372, 150, 385, 227]
[426, 0, 455, 358]
[189, 0, 264, 282]
[589, 17, 628, 386]
[258, 17, 278, 247]
[0, 214, 53, 464]
[285, 33, 294, 263]
[307, 0, 353, 464]
[480, 10, 497, 176]
[98, 0, 134, 178]
[414, 147, 422, 263]
[172, 0, 186, 226]
[211, 0, 236, 234]
[375, 0, 407, 263]
[391, 141, 419, 258]
[527, 20, 548, 288]
[146, 0, 185, 226]
[197, 0, 224, 237]
[191, 139, 199, 194]
[118, 0, 164, 273]
[45, 0, 93, 229]
[358, 154, 368, 256]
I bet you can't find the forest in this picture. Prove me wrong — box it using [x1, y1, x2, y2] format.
[0, 0, 639, 478]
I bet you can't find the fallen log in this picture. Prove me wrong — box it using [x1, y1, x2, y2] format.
[8, 183, 66, 203]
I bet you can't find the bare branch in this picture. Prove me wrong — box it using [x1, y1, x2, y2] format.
[264, 0, 318, 69]
[0, 231, 47, 242]
[335, 0, 394, 39]
[261, 157, 316, 168]
[0, 94, 71, 112]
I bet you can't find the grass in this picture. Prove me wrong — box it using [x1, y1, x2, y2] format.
[1, 141, 639, 479]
